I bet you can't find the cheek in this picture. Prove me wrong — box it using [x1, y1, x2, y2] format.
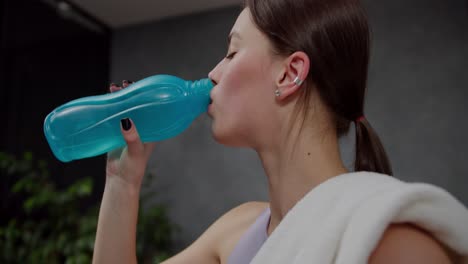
[212, 54, 273, 145]
[223, 53, 271, 105]
[224, 55, 266, 117]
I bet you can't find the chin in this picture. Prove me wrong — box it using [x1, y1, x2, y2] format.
[210, 123, 247, 147]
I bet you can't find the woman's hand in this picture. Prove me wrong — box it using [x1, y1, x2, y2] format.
[106, 117, 156, 190]
[106, 80, 155, 190]
[109, 79, 133, 92]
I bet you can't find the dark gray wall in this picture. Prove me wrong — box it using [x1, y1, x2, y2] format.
[111, 1, 468, 250]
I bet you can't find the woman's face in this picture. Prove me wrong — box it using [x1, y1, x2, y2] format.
[208, 8, 282, 148]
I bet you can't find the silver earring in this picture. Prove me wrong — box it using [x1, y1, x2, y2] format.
[294, 76, 303, 86]
[275, 89, 281, 97]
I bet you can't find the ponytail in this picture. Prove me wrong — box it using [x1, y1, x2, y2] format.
[245, 0, 389, 174]
[355, 118, 393, 175]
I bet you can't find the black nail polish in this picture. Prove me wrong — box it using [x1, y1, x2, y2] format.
[121, 118, 132, 131]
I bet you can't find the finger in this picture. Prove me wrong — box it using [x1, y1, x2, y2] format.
[122, 80, 129, 88]
[120, 118, 145, 158]
[109, 83, 121, 93]
[110, 86, 121, 93]
[122, 80, 135, 89]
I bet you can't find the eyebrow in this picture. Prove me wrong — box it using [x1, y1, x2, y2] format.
[228, 31, 241, 46]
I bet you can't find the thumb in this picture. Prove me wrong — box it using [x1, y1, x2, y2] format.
[120, 118, 145, 158]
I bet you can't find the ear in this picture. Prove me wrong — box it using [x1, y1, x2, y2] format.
[275, 51, 310, 100]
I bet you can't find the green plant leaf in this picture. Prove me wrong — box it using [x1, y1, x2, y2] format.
[1, 152, 178, 263]
[23, 151, 33, 161]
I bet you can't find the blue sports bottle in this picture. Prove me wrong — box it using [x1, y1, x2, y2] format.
[44, 74, 213, 162]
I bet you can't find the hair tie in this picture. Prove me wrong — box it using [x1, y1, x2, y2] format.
[356, 116, 365, 123]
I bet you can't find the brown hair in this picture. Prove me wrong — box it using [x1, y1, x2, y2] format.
[244, 0, 392, 175]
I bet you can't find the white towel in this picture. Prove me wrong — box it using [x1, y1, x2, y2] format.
[251, 172, 468, 264]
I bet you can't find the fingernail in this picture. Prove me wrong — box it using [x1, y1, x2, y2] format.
[121, 118, 132, 131]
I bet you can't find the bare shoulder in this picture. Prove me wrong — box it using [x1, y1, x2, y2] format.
[161, 201, 269, 264]
[218, 201, 270, 227]
[214, 201, 270, 261]
[204, 201, 269, 243]
[369, 224, 454, 264]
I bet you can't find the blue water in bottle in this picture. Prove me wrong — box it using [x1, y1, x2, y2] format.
[44, 74, 213, 162]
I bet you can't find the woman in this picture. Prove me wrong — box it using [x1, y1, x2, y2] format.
[93, 0, 467, 263]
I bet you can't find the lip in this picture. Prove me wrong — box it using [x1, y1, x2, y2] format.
[208, 103, 214, 115]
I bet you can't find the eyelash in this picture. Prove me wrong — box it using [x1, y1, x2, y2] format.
[225, 52, 236, 59]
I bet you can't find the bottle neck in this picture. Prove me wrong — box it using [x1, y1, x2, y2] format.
[188, 78, 213, 96]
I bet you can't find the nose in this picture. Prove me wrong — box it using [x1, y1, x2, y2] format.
[208, 70, 218, 87]
[208, 59, 224, 87]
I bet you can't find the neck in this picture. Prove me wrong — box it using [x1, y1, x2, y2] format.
[256, 119, 348, 236]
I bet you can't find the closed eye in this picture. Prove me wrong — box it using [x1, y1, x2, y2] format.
[225, 52, 237, 59]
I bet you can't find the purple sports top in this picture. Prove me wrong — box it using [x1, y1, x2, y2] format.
[227, 207, 271, 264]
